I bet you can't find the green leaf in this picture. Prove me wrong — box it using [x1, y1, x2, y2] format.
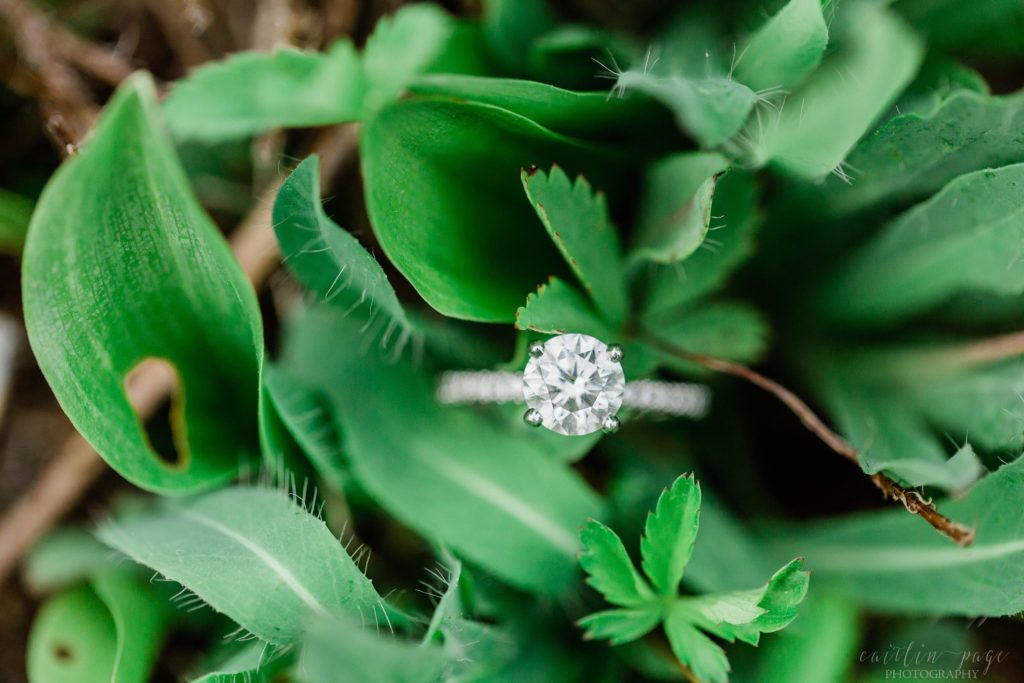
[734, 0, 829, 92]
[579, 519, 655, 607]
[361, 97, 617, 322]
[481, 0, 555, 73]
[642, 301, 769, 370]
[282, 304, 604, 594]
[0, 188, 32, 255]
[28, 585, 117, 683]
[820, 164, 1024, 325]
[299, 617, 449, 683]
[896, 0, 1024, 58]
[663, 610, 731, 683]
[640, 171, 759, 316]
[361, 4, 455, 115]
[752, 3, 924, 178]
[577, 608, 661, 645]
[640, 474, 701, 596]
[514, 277, 613, 338]
[617, 70, 756, 149]
[820, 91, 1024, 217]
[91, 570, 172, 683]
[24, 528, 112, 593]
[23, 73, 263, 493]
[189, 641, 290, 683]
[164, 41, 364, 141]
[409, 74, 668, 142]
[712, 558, 810, 645]
[274, 155, 415, 352]
[776, 455, 1024, 615]
[96, 486, 383, 645]
[521, 166, 627, 324]
[749, 593, 861, 683]
[630, 153, 729, 265]
[889, 53, 988, 118]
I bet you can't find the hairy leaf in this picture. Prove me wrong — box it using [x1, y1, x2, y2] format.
[274, 155, 414, 352]
[630, 153, 729, 265]
[821, 164, 1024, 325]
[97, 486, 383, 645]
[23, 73, 263, 492]
[734, 0, 829, 92]
[283, 304, 604, 593]
[579, 520, 655, 607]
[640, 474, 701, 596]
[752, 3, 924, 178]
[521, 166, 627, 324]
[777, 455, 1024, 615]
[189, 642, 290, 683]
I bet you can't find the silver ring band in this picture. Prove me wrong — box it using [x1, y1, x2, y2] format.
[437, 370, 711, 419]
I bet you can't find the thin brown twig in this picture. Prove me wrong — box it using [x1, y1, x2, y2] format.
[641, 332, 977, 547]
[0, 124, 360, 586]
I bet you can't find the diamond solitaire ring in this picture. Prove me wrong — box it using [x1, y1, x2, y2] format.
[437, 333, 711, 436]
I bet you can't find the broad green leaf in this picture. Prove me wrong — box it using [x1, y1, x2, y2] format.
[274, 155, 415, 353]
[820, 91, 1024, 217]
[409, 74, 668, 142]
[283, 304, 604, 593]
[630, 152, 729, 265]
[617, 70, 756, 149]
[896, 0, 1024, 58]
[640, 474, 701, 596]
[28, 585, 117, 683]
[24, 528, 112, 593]
[299, 617, 449, 683]
[748, 593, 860, 683]
[514, 277, 612, 338]
[91, 570, 172, 683]
[641, 301, 769, 371]
[821, 164, 1024, 325]
[734, 0, 829, 92]
[579, 520, 655, 607]
[189, 641, 290, 683]
[361, 4, 455, 115]
[481, 0, 555, 73]
[97, 486, 383, 645]
[362, 97, 617, 322]
[164, 41, 364, 141]
[889, 53, 988, 118]
[23, 73, 263, 493]
[0, 188, 32, 254]
[577, 608, 661, 645]
[521, 166, 627, 324]
[640, 171, 759, 316]
[529, 25, 639, 90]
[774, 455, 1024, 615]
[664, 610, 731, 683]
[752, 3, 924, 178]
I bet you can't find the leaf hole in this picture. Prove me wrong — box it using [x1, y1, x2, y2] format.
[53, 643, 73, 661]
[125, 357, 190, 470]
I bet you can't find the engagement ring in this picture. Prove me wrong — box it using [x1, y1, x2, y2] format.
[437, 333, 711, 436]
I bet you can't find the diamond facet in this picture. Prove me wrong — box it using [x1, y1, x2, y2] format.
[522, 333, 625, 435]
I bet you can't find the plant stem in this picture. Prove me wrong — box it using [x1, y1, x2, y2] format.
[0, 124, 359, 586]
[641, 332, 977, 547]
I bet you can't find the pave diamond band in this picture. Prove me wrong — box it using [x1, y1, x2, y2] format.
[437, 371, 711, 418]
[437, 333, 710, 436]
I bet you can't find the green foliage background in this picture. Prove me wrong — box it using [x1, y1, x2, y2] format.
[7, 0, 1024, 681]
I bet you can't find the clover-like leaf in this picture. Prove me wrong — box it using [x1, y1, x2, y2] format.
[640, 474, 701, 596]
[97, 486, 384, 645]
[577, 608, 661, 645]
[521, 165, 627, 325]
[580, 520, 655, 607]
[274, 155, 415, 353]
[23, 73, 264, 493]
[515, 277, 613, 338]
[733, 0, 829, 92]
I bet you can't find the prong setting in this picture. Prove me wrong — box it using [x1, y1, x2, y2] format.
[601, 415, 620, 434]
[524, 408, 543, 427]
[528, 340, 545, 359]
[607, 344, 624, 363]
